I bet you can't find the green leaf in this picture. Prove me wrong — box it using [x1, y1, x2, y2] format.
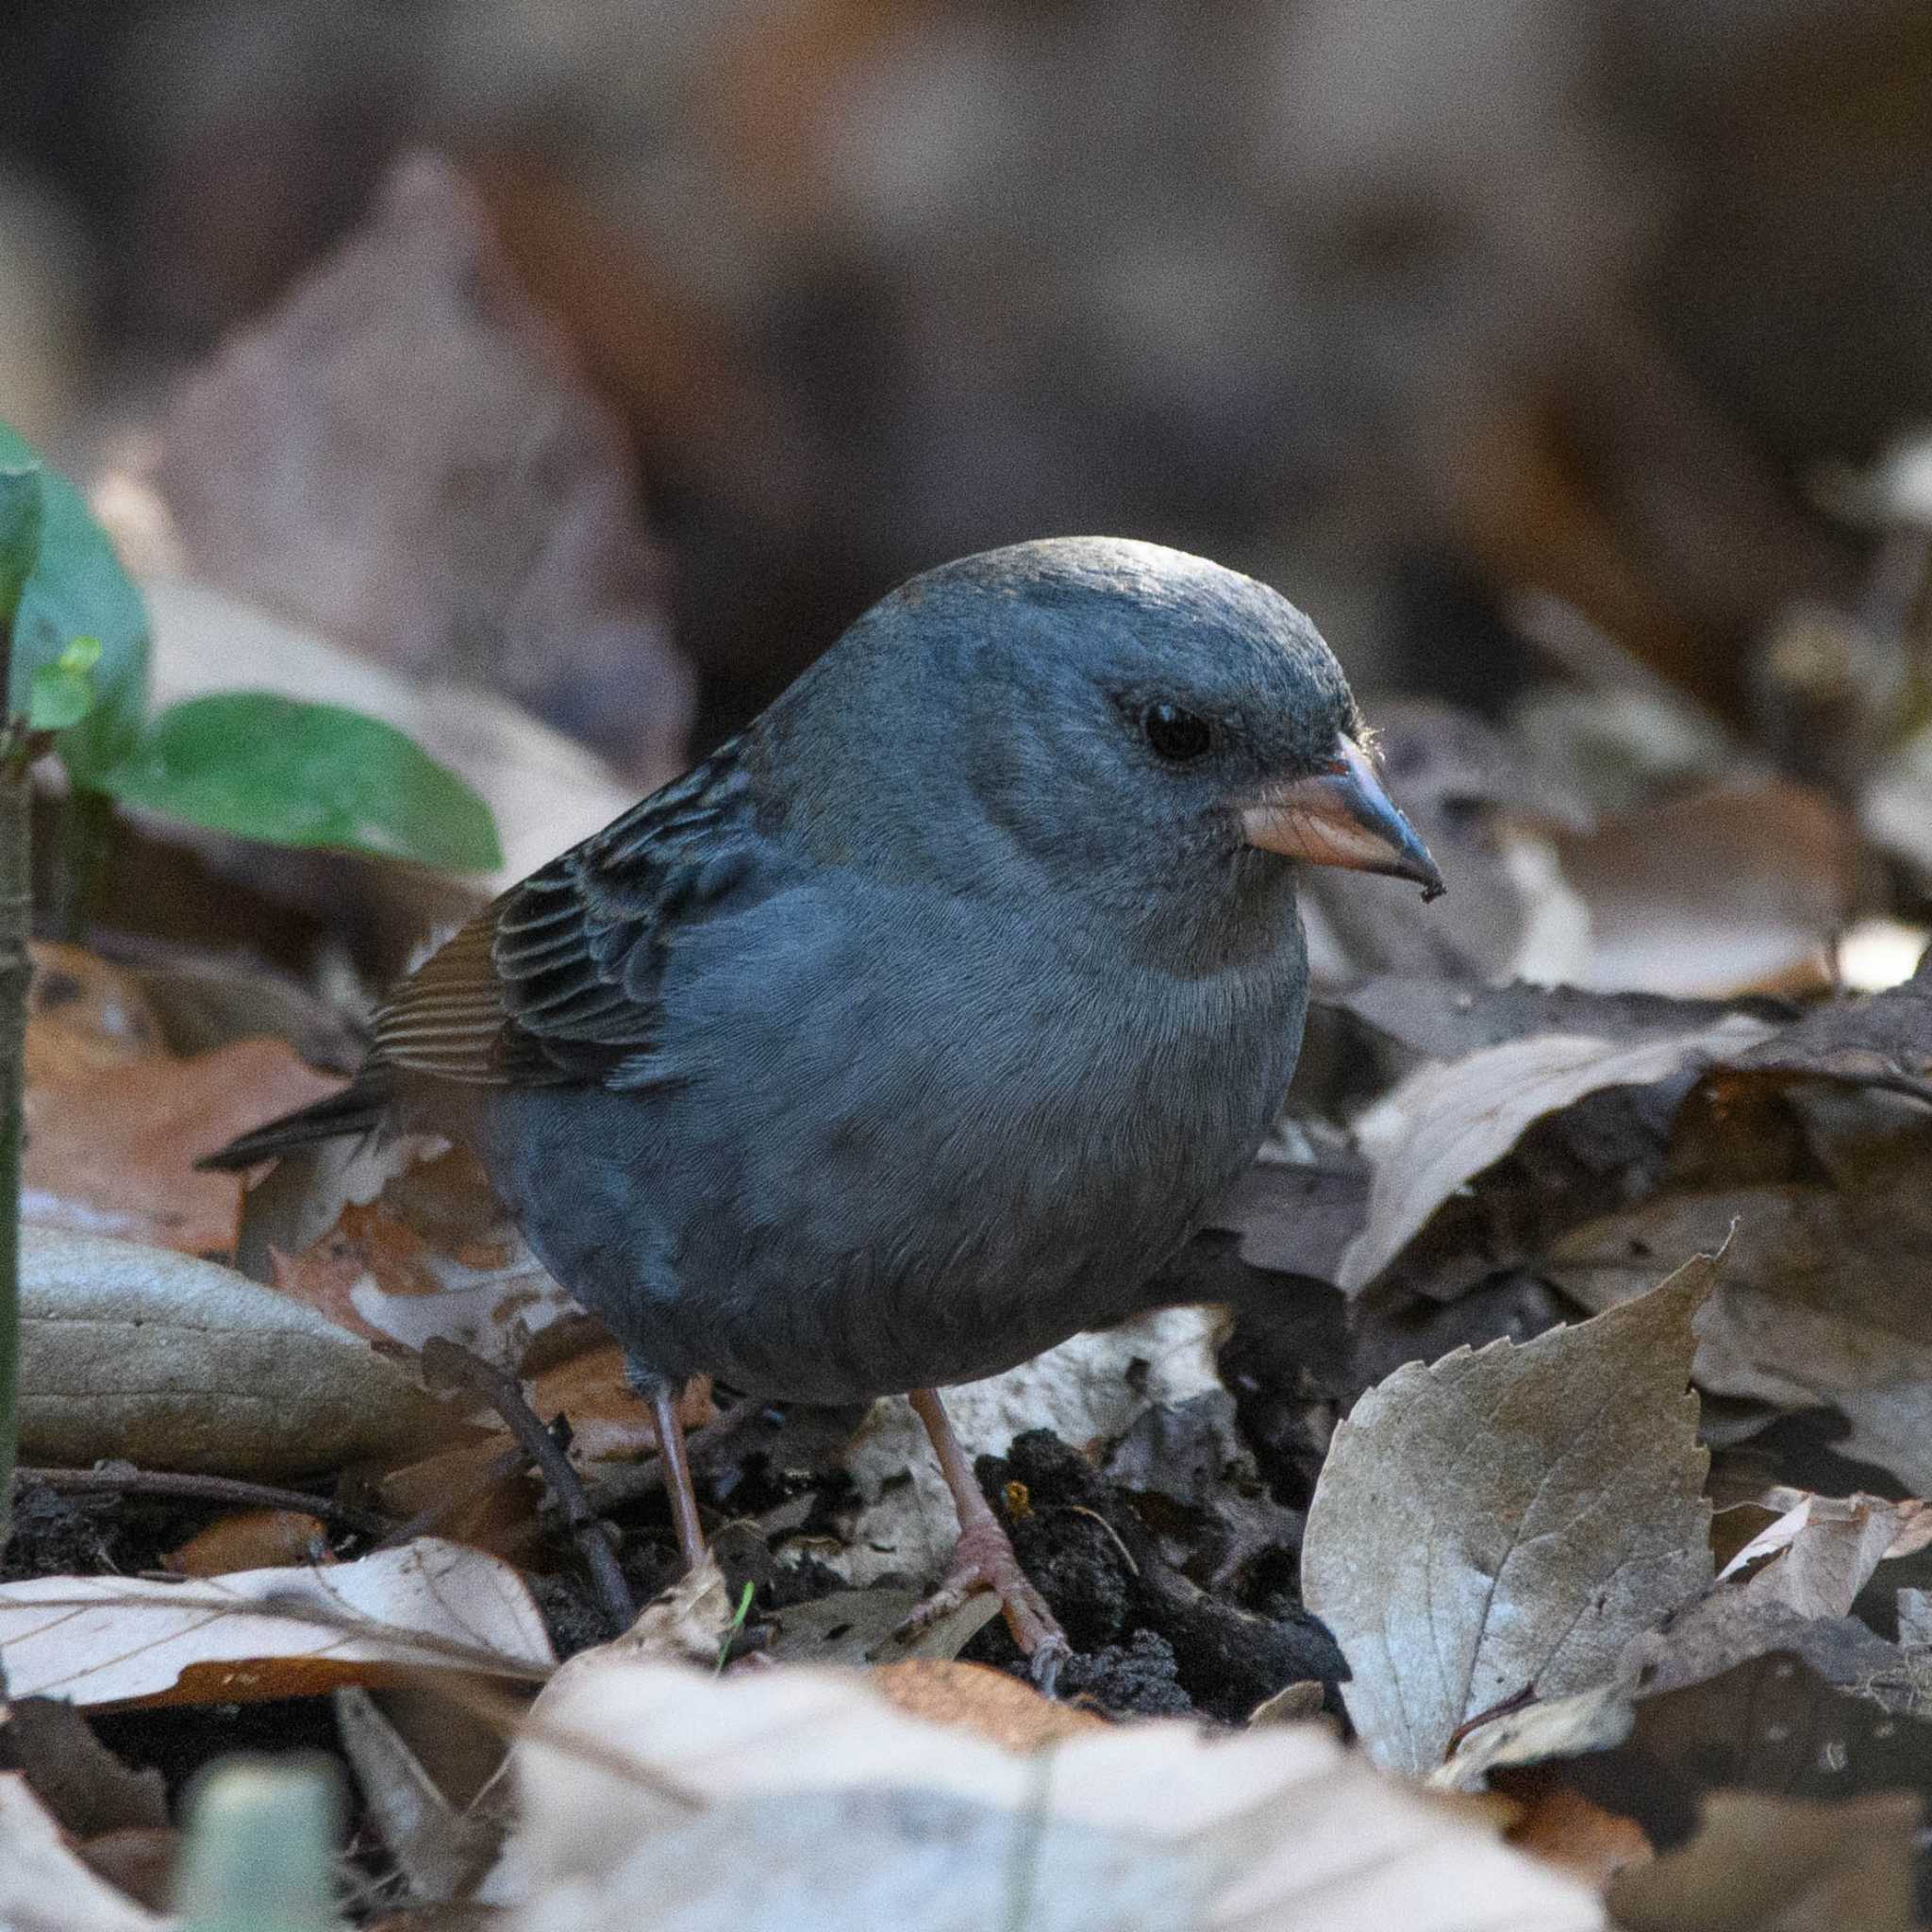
[0, 423, 150, 781]
[27, 666, 94, 732]
[0, 460, 43, 643]
[98, 693, 503, 871]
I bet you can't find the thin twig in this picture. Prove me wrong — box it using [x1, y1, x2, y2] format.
[14, 1465, 396, 1539]
[421, 1338, 635, 1634]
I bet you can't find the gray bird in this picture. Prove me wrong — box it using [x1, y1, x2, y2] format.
[209, 537, 1441, 1677]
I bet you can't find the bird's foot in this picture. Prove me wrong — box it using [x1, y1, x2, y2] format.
[900, 1514, 1071, 1694]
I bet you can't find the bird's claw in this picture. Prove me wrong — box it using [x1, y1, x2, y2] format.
[898, 1514, 1071, 1694]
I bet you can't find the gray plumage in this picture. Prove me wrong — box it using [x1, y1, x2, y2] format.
[213, 538, 1386, 1405]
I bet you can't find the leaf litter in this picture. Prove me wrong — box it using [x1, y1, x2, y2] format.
[16, 141, 1932, 1932]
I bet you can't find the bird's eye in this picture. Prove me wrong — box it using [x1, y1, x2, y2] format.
[1141, 702, 1213, 761]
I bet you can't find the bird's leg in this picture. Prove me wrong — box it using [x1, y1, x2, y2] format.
[903, 1386, 1071, 1691]
[628, 1368, 708, 1573]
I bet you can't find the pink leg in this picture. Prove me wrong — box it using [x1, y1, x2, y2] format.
[903, 1386, 1071, 1690]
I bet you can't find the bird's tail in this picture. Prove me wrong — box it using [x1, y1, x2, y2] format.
[196, 1071, 393, 1172]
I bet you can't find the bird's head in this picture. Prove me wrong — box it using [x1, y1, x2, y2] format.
[773, 537, 1441, 963]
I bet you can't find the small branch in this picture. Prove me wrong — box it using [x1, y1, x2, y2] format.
[422, 1339, 635, 1634]
[13, 1465, 397, 1540]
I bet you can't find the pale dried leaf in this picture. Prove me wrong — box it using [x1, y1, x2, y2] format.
[1303, 1254, 1718, 1774]
[0, 1538, 553, 1707]
[18, 1227, 448, 1475]
[490, 1661, 1603, 1929]
[1337, 1020, 1770, 1293]
[1432, 1681, 1636, 1791]
[0, 1774, 163, 1931]
[1715, 1493, 1932, 1609]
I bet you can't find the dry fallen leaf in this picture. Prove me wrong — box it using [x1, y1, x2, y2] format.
[1630, 1491, 1932, 1701]
[18, 1226, 449, 1475]
[23, 1038, 343, 1255]
[487, 1660, 1604, 1929]
[1607, 1790, 1917, 1932]
[1337, 1018, 1770, 1293]
[1548, 1175, 1932, 1493]
[1302, 1253, 1718, 1775]
[25, 941, 166, 1089]
[156, 149, 691, 788]
[0, 1774, 162, 1932]
[0, 1537, 554, 1708]
[335, 1685, 507, 1907]
[1554, 781, 1861, 999]
[870, 1660, 1107, 1752]
[1500, 1779, 1651, 1894]
[161, 1507, 329, 1576]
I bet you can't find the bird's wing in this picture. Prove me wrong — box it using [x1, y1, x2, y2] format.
[372, 742, 765, 1087]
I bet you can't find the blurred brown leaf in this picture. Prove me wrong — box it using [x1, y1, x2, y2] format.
[871, 1658, 1107, 1752]
[1607, 1790, 1916, 1932]
[25, 942, 165, 1089]
[157, 150, 691, 786]
[24, 1038, 342, 1256]
[1555, 783, 1861, 1000]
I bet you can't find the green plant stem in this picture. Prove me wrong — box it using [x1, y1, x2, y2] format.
[0, 756, 26, 1552]
[50, 782, 112, 945]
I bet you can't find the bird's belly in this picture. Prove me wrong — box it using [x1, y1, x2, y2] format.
[470, 962, 1304, 1405]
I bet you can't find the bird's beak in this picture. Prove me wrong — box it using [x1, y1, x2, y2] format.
[1241, 733, 1445, 899]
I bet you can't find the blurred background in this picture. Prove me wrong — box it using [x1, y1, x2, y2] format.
[5, 0, 1932, 990]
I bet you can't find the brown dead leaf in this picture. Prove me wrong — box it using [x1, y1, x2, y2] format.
[870, 1659, 1107, 1753]
[1554, 782, 1860, 999]
[1303, 1254, 1718, 1775]
[131, 953, 365, 1070]
[25, 942, 165, 1088]
[1, 1698, 170, 1840]
[162, 1508, 329, 1576]
[335, 1686, 506, 1906]
[378, 1437, 544, 1564]
[0, 1774, 161, 1931]
[19, 1227, 449, 1476]
[527, 1341, 667, 1463]
[1337, 1018, 1769, 1293]
[24, 1038, 343, 1255]
[0, 1538, 553, 1708]
[1718, 945, 1932, 1095]
[1500, 1776, 1651, 1893]
[157, 149, 691, 787]
[1548, 1175, 1932, 1493]
[1607, 1790, 1917, 1932]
